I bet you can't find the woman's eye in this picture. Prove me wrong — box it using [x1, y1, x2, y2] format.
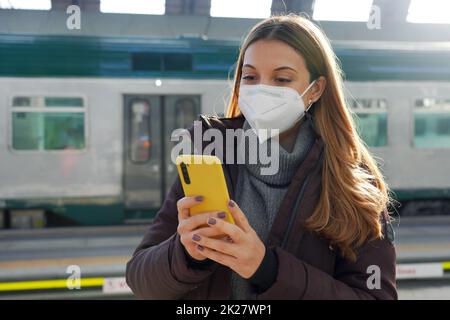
[275, 78, 292, 83]
[242, 75, 256, 81]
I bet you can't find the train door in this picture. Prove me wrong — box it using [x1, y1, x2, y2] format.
[164, 96, 201, 195]
[123, 95, 162, 211]
[123, 94, 200, 218]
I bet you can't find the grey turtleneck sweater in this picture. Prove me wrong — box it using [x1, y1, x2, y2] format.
[229, 118, 316, 300]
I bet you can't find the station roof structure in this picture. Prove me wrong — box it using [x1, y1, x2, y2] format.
[0, 0, 449, 42]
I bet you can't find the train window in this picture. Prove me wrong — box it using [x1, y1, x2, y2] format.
[163, 53, 193, 72]
[350, 99, 387, 147]
[12, 97, 31, 107]
[131, 52, 193, 72]
[414, 98, 450, 148]
[45, 97, 84, 107]
[129, 99, 151, 163]
[175, 98, 197, 129]
[11, 96, 86, 151]
[132, 52, 161, 72]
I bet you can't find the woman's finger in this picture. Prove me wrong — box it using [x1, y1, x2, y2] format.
[227, 200, 252, 233]
[177, 196, 204, 220]
[195, 244, 236, 268]
[191, 233, 239, 257]
[205, 215, 245, 242]
[178, 211, 228, 235]
[181, 210, 227, 232]
[189, 226, 227, 239]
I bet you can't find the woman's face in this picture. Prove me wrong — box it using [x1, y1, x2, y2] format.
[240, 39, 324, 107]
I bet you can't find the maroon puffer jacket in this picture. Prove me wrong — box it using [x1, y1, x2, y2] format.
[126, 114, 397, 300]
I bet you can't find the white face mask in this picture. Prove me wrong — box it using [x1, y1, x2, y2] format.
[238, 80, 317, 144]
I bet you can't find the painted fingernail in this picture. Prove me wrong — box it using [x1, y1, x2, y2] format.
[228, 200, 235, 207]
[192, 234, 201, 241]
[195, 196, 204, 202]
[208, 217, 217, 225]
[218, 211, 226, 219]
[197, 245, 204, 251]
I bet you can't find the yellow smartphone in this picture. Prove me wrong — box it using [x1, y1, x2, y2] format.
[176, 155, 235, 225]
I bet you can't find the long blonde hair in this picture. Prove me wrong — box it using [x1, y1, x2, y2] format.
[226, 15, 390, 261]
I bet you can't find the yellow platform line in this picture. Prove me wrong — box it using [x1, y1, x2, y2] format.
[0, 261, 448, 292]
[0, 277, 104, 292]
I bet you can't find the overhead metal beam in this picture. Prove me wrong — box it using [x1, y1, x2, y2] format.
[51, 0, 100, 11]
[3, 2, 450, 43]
[372, 0, 411, 24]
[166, 0, 211, 15]
[271, 0, 314, 17]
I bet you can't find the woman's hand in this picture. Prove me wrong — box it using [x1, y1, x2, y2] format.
[177, 196, 228, 261]
[191, 200, 266, 279]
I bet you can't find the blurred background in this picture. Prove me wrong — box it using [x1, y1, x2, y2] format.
[0, 0, 450, 299]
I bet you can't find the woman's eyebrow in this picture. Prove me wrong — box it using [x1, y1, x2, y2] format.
[242, 64, 256, 69]
[273, 66, 297, 73]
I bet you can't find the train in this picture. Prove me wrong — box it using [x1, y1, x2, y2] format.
[1, 33, 450, 227]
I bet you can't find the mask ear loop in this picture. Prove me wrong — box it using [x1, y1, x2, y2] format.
[305, 99, 320, 138]
[305, 100, 313, 121]
[303, 78, 321, 136]
[303, 80, 317, 116]
[293, 79, 318, 127]
[306, 99, 313, 112]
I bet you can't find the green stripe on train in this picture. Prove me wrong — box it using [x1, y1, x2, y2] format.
[2, 188, 450, 226]
[1, 34, 450, 81]
[2, 198, 156, 226]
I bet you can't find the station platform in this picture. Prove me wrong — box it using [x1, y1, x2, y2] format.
[0, 216, 449, 299]
[0, 224, 146, 299]
[394, 216, 450, 263]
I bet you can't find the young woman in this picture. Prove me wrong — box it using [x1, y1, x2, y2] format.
[126, 15, 397, 300]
